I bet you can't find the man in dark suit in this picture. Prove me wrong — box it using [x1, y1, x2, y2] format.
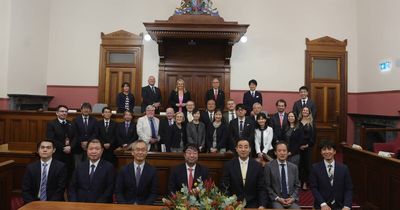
[228, 104, 254, 151]
[243, 79, 263, 115]
[68, 139, 114, 203]
[95, 107, 117, 164]
[292, 86, 317, 118]
[205, 78, 225, 110]
[265, 142, 300, 209]
[270, 99, 289, 143]
[223, 99, 237, 124]
[141, 75, 162, 114]
[72, 102, 97, 166]
[46, 104, 74, 179]
[220, 139, 267, 208]
[22, 140, 67, 204]
[200, 99, 216, 127]
[116, 110, 138, 149]
[310, 140, 353, 210]
[115, 140, 159, 204]
[168, 144, 209, 194]
[159, 107, 175, 152]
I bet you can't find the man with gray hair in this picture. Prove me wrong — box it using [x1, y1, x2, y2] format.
[137, 105, 160, 151]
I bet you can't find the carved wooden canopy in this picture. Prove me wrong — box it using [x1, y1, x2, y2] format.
[100, 30, 143, 46]
[144, 15, 249, 43]
[306, 36, 347, 52]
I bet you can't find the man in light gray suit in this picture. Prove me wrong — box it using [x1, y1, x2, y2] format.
[265, 141, 300, 209]
[137, 105, 160, 151]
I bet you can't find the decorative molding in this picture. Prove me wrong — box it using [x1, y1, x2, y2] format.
[348, 90, 400, 95]
[306, 36, 347, 52]
[100, 30, 143, 45]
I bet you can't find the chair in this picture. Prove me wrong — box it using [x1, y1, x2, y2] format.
[373, 137, 400, 158]
[92, 103, 108, 113]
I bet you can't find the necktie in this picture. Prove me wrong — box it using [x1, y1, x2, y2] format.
[188, 168, 194, 191]
[302, 100, 306, 107]
[241, 162, 247, 185]
[279, 113, 283, 127]
[281, 164, 288, 198]
[230, 112, 235, 122]
[151, 86, 155, 93]
[39, 163, 48, 201]
[105, 121, 109, 132]
[260, 130, 264, 152]
[214, 90, 218, 100]
[209, 113, 213, 122]
[84, 117, 88, 132]
[328, 164, 334, 186]
[125, 122, 129, 135]
[168, 119, 173, 126]
[239, 120, 244, 138]
[150, 118, 157, 138]
[252, 91, 255, 98]
[89, 164, 95, 183]
[136, 165, 141, 187]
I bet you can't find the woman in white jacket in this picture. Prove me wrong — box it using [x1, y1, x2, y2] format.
[254, 112, 274, 160]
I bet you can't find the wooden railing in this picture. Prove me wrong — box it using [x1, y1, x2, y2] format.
[359, 127, 400, 150]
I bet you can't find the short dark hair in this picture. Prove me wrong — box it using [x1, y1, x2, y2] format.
[56, 105, 68, 111]
[192, 108, 200, 115]
[275, 99, 287, 107]
[274, 141, 288, 151]
[184, 143, 199, 153]
[87, 139, 104, 149]
[121, 82, 130, 88]
[37, 139, 55, 150]
[319, 140, 336, 150]
[236, 139, 250, 147]
[235, 103, 246, 111]
[248, 79, 257, 86]
[299, 86, 308, 92]
[80, 102, 92, 110]
[123, 110, 133, 116]
[102, 106, 111, 113]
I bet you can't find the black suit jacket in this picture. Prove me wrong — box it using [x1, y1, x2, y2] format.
[115, 162, 159, 204]
[269, 112, 288, 142]
[22, 159, 67, 204]
[46, 119, 74, 163]
[117, 92, 135, 113]
[168, 163, 209, 194]
[158, 118, 173, 146]
[205, 89, 225, 110]
[68, 159, 114, 203]
[116, 121, 138, 147]
[310, 161, 353, 209]
[141, 85, 162, 113]
[243, 91, 263, 114]
[166, 124, 187, 151]
[72, 115, 97, 154]
[284, 126, 304, 156]
[95, 120, 117, 163]
[220, 158, 267, 208]
[228, 117, 255, 151]
[292, 99, 317, 119]
[205, 122, 228, 151]
[200, 110, 214, 127]
[169, 90, 191, 113]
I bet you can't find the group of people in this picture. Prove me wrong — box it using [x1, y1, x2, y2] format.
[21, 76, 353, 209]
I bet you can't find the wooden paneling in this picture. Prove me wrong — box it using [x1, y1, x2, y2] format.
[0, 160, 14, 210]
[19, 201, 163, 210]
[343, 145, 400, 210]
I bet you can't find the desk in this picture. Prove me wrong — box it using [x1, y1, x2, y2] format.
[0, 144, 233, 196]
[18, 201, 163, 210]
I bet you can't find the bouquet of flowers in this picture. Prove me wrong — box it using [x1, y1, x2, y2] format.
[162, 177, 244, 210]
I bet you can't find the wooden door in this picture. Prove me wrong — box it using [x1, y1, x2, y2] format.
[105, 67, 137, 108]
[305, 37, 348, 160]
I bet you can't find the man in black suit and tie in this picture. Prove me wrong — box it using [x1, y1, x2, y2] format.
[205, 78, 225, 110]
[243, 79, 263, 115]
[46, 105, 74, 179]
[95, 107, 117, 164]
[141, 75, 162, 114]
[68, 139, 114, 203]
[159, 107, 175, 152]
[228, 104, 254, 151]
[270, 99, 289, 143]
[168, 144, 209, 194]
[310, 140, 353, 210]
[223, 99, 237, 124]
[72, 102, 97, 166]
[265, 142, 300, 209]
[22, 140, 67, 204]
[200, 99, 216, 127]
[220, 139, 267, 208]
[292, 86, 317, 118]
[116, 110, 138, 149]
[115, 140, 159, 204]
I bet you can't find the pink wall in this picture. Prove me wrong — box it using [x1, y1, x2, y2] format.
[47, 85, 98, 109]
[230, 90, 299, 114]
[0, 98, 9, 110]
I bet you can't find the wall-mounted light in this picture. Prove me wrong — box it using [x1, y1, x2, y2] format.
[144, 34, 152, 41]
[240, 35, 248, 43]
